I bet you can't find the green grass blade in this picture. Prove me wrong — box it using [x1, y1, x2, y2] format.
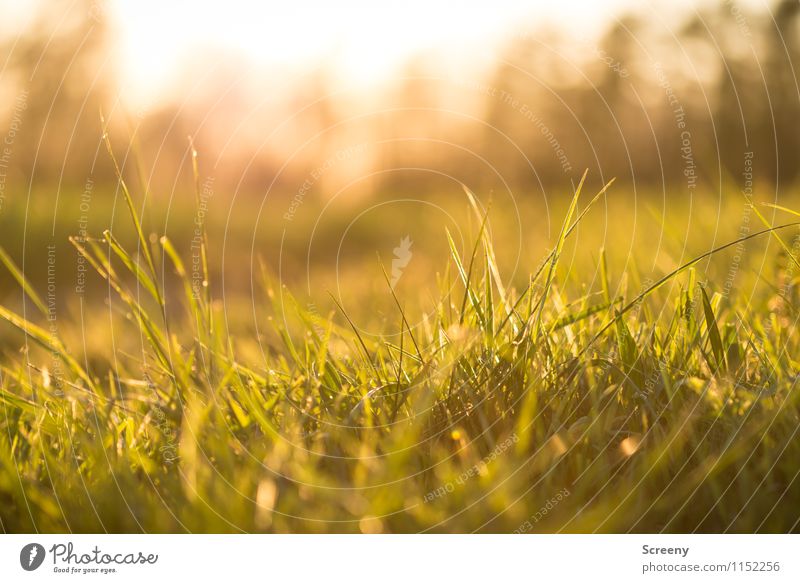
[580, 221, 800, 356]
[445, 227, 485, 328]
[0, 247, 48, 317]
[103, 230, 161, 305]
[700, 285, 726, 373]
[101, 125, 161, 297]
[532, 169, 588, 343]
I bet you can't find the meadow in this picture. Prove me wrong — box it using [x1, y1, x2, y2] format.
[1, 151, 800, 533]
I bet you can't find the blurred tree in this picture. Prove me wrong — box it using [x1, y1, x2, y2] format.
[768, 0, 800, 184]
[1, 0, 114, 187]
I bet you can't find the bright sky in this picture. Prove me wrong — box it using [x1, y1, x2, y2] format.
[110, 0, 650, 103]
[1, 0, 767, 105]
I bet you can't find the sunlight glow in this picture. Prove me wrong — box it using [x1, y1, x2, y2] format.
[110, 0, 651, 104]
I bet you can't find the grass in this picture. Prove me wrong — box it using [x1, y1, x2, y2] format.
[1, 160, 800, 533]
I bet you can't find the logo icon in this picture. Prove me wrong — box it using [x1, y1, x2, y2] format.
[20, 543, 46, 571]
[390, 236, 413, 289]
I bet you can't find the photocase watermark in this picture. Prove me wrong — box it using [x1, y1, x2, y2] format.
[777, 234, 800, 307]
[20, 541, 159, 575]
[284, 143, 368, 222]
[631, 277, 655, 318]
[455, 78, 573, 174]
[3, 89, 28, 142]
[75, 177, 94, 295]
[306, 302, 327, 337]
[191, 175, 214, 299]
[723, 0, 752, 40]
[512, 487, 570, 533]
[144, 372, 179, 464]
[722, 151, 754, 299]
[87, 0, 106, 22]
[580, 39, 631, 78]
[45, 244, 65, 398]
[423, 433, 518, 502]
[654, 62, 696, 194]
[20, 543, 46, 571]
[512, 100, 573, 174]
[390, 236, 413, 289]
[0, 89, 28, 216]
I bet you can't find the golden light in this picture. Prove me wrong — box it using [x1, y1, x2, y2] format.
[108, 0, 655, 106]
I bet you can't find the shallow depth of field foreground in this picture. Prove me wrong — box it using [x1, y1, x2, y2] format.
[1, 167, 800, 533]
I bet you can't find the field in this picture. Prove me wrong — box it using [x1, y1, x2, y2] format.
[1, 151, 800, 534]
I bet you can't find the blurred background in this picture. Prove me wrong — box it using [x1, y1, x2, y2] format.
[0, 0, 798, 341]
